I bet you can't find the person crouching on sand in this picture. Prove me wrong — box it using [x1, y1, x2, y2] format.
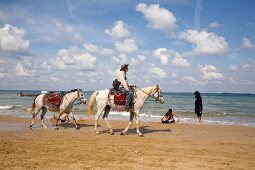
[161, 108, 179, 124]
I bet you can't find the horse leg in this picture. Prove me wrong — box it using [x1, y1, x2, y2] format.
[69, 112, 78, 130]
[102, 106, 114, 135]
[30, 107, 41, 128]
[40, 107, 47, 129]
[94, 107, 105, 135]
[134, 111, 143, 137]
[55, 114, 61, 130]
[94, 115, 100, 135]
[120, 111, 135, 135]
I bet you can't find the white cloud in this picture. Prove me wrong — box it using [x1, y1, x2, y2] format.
[130, 55, 146, 65]
[0, 24, 29, 52]
[72, 33, 84, 43]
[181, 76, 206, 85]
[42, 46, 97, 71]
[83, 43, 113, 56]
[52, 19, 72, 33]
[105, 20, 131, 40]
[138, 55, 146, 61]
[242, 64, 251, 71]
[242, 38, 255, 49]
[198, 64, 225, 80]
[38, 76, 61, 83]
[105, 20, 137, 53]
[153, 48, 169, 65]
[0, 72, 7, 78]
[172, 55, 191, 67]
[229, 77, 254, 85]
[149, 66, 166, 78]
[136, 3, 176, 33]
[179, 29, 228, 56]
[115, 38, 138, 53]
[209, 22, 222, 28]
[46, 19, 84, 43]
[230, 65, 238, 71]
[111, 53, 127, 64]
[171, 72, 177, 78]
[0, 59, 8, 78]
[15, 56, 36, 77]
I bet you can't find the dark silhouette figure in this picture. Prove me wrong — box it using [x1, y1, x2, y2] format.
[194, 91, 203, 123]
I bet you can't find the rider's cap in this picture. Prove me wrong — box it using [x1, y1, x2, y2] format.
[120, 64, 129, 71]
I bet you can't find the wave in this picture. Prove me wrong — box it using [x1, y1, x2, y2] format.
[0, 105, 22, 110]
[0, 105, 13, 110]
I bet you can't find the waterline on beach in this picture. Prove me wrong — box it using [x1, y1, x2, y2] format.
[0, 90, 255, 127]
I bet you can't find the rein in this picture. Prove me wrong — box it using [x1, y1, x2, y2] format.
[63, 90, 84, 107]
[135, 85, 161, 102]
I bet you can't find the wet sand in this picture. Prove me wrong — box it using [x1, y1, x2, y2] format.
[1, 115, 255, 169]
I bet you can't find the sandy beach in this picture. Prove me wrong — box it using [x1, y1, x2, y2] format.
[0, 115, 255, 170]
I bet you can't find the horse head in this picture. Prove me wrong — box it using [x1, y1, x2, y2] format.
[74, 89, 86, 104]
[153, 85, 164, 104]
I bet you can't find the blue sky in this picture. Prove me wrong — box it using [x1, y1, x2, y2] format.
[0, 0, 255, 93]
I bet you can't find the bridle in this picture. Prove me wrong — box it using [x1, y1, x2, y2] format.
[64, 89, 85, 105]
[136, 85, 163, 102]
[76, 89, 86, 105]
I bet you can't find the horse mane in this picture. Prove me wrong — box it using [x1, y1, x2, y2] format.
[62, 89, 82, 95]
[141, 85, 158, 94]
[70, 89, 82, 92]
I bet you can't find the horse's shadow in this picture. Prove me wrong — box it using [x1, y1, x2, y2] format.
[54, 122, 94, 130]
[101, 125, 171, 135]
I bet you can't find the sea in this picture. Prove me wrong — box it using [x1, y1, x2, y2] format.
[0, 90, 255, 127]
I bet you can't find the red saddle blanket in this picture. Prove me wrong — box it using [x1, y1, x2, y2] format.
[43, 92, 62, 111]
[110, 90, 126, 105]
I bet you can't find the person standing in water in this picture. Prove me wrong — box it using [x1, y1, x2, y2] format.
[194, 91, 203, 123]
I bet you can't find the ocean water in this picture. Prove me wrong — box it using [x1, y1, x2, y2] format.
[0, 90, 255, 127]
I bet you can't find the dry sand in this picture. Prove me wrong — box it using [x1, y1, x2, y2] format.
[0, 115, 255, 169]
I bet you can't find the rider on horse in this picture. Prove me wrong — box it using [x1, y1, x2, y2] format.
[116, 64, 133, 109]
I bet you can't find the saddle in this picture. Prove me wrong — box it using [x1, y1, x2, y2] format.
[110, 89, 126, 105]
[43, 92, 63, 111]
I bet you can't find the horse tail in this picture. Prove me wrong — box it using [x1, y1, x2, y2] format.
[87, 91, 98, 115]
[27, 99, 36, 114]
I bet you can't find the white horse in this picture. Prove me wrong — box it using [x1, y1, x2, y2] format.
[87, 85, 164, 136]
[28, 89, 86, 129]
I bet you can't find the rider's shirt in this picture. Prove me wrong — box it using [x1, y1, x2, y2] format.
[117, 70, 129, 91]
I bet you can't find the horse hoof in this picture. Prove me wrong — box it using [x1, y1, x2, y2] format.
[138, 133, 144, 137]
[120, 131, 128, 135]
[29, 125, 32, 128]
[75, 126, 79, 130]
[108, 130, 114, 135]
[95, 131, 100, 135]
[55, 127, 59, 130]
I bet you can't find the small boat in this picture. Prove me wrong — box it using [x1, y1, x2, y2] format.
[19, 92, 41, 97]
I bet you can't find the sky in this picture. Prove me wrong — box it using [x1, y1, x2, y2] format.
[0, 0, 255, 93]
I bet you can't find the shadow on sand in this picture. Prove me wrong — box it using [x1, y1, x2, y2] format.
[100, 125, 171, 135]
